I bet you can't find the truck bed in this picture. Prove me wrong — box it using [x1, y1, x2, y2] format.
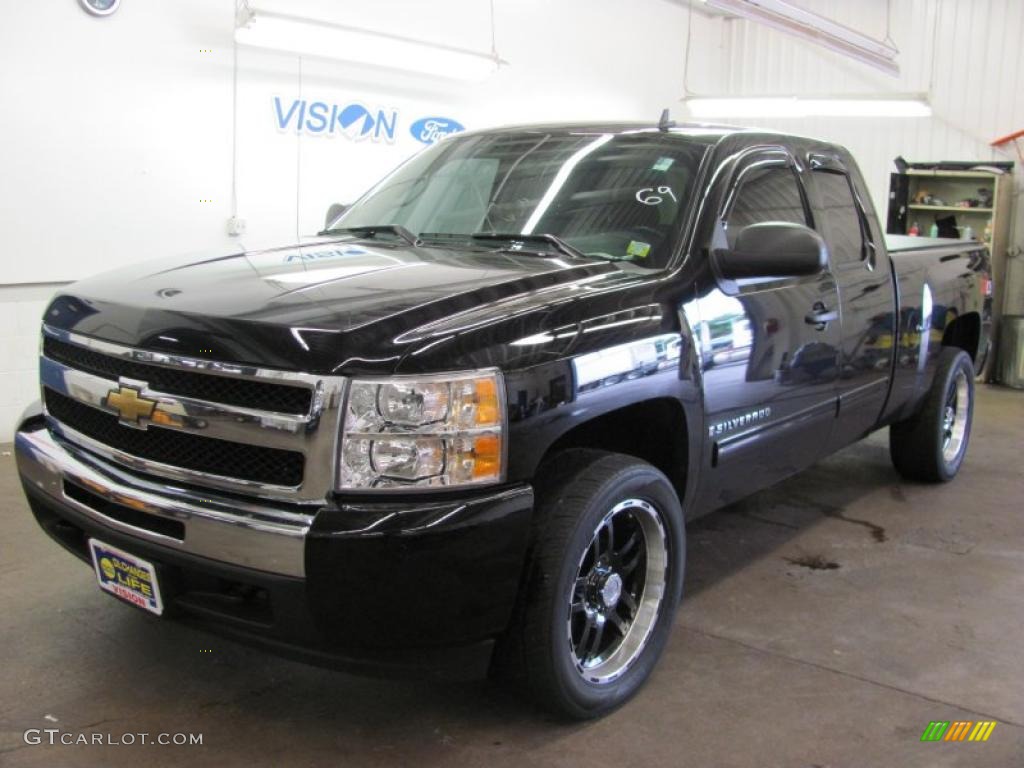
[885, 234, 982, 254]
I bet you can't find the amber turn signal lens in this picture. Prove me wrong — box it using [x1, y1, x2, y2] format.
[471, 433, 502, 480]
[474, 377, 500, 426]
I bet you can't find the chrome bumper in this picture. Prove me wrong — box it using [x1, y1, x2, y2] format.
[16, 425, 313, 578]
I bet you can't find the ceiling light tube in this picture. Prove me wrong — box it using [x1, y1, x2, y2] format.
[685, 95, 932, 118]
[234, 8, 504, 82]
[703, 0, 900, 76]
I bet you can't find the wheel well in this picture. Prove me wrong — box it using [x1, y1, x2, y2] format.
[536, 399, 688, 499]
[942, 311, 981, 364]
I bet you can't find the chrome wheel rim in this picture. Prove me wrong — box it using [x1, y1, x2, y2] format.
[567, 498, 668, 684]
[941, 370, 969, 464]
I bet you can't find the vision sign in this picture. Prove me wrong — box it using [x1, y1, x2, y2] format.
[273, 97, 398, 142]
[273, 97, 465, 146]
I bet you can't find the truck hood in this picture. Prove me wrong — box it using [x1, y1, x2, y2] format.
[45, 238, 638, 374]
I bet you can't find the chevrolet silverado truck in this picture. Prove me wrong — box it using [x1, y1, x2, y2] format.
[16, 122, 991, 719]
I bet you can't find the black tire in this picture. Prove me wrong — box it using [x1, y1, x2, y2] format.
[890, 348, 975, 482]
[493, 450, 685, 719]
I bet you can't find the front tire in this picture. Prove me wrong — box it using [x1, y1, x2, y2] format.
[890, 348, 975, 482]
[495, 450, 685, 719]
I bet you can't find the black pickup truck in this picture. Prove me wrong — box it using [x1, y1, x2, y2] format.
[16, 122, 991, 718]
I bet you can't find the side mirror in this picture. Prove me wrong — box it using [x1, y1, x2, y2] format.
[324, 203, 348, 229]
[714, 222, 827, 280]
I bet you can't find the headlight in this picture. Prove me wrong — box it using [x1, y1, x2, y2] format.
[337, 370, 504, 490]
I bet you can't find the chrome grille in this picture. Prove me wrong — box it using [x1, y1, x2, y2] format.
[45, 390, 305, 487]
[39, 326, 346, 503]
[43, 336, 313, 414]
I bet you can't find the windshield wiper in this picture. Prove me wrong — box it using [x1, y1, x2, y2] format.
[418, 232, 637, 264]
[464, 232, 589, 261]
[317, 224, 418, 245]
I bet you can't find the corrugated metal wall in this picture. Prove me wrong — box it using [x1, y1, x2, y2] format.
[687, 0, 1023, 257]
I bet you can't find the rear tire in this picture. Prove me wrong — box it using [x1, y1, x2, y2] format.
[493, 450, 685, 719]
[890, 348, 975, 482]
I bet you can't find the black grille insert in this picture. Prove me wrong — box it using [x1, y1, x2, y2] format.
[45, 389, 305, 487]
[43, 337, 313, 415]
[64, 481, 186, 540]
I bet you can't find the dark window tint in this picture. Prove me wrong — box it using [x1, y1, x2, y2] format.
[814, 171, 865, 265]
[725, 165, 807, 247]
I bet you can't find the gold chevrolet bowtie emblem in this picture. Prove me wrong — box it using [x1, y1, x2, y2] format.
[106, 386, 156, 425]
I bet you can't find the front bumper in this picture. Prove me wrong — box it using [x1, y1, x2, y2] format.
[16, 417, 534, 679]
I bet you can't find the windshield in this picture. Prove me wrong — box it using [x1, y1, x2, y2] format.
[332, 131, 709, 269]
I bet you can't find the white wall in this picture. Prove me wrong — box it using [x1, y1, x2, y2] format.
[0, 286, 54, 438]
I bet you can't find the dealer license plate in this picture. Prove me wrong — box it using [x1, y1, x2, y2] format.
[88, 538, 164, 616]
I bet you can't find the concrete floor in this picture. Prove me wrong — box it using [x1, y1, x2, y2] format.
[1, 385, 1022, 767]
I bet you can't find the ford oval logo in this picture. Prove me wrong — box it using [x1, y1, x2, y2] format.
[410, 117, 465, 145]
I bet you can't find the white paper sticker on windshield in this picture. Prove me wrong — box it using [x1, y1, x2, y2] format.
[652, 157, 674, 171]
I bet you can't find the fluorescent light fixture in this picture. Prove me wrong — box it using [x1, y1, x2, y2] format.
[234, 8, 504, 82]
[703, 0, 900, 76]
[686, 95, 932, 118]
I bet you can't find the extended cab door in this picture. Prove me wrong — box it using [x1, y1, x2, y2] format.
[691, 148, 841, 507]
[806, 154, 897, 452]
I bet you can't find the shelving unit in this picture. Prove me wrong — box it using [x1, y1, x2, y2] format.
[887, 165, 1014, 378]
[888, 169, 1011, 247]
[906, 204, 993, 214]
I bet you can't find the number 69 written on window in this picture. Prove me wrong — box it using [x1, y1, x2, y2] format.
[635, 186, 677, 206]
